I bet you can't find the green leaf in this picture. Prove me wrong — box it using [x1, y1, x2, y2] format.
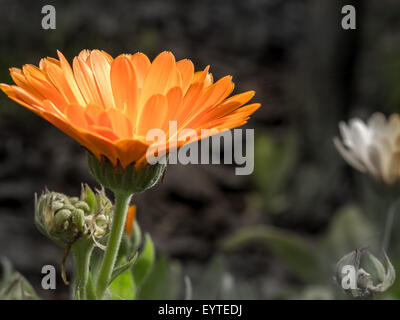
[131, 222, 142, 253]
[109, 269, 135, 300]
[82, 184, 95, 212]
[132, 233, 155, 289]
[109, 252, 138, 285]
[222, 225, 321, 282]
[322, 205, 376, 259]
[0, 257, 39, 300]
[252, 132, 297, 213]
[136, 255, 182, 300]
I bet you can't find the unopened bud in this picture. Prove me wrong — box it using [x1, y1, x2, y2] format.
[62, 204, 75, 212]
[96, 214, 107, 227]
[71, 209, 85, 232]
[69, 197, 79, 204]
[335, 248, 395, 298]
[34, 184, 114, 248]
[52, 201, 64, 212]
[74, 201, 91, 213]
[54, 209, 72, 230]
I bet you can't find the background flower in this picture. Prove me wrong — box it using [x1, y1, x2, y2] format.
[334, 113, 400, 185]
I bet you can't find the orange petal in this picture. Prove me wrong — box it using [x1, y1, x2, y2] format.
[73, 57, 104, 106]
[176, 59, 194, 94]
[115, 139, 149, 168]
[56, 51, 86, 105]
[0, 84, 43, 113]
[165, 86, 183, 124]
[39, 110, 117, 163]
[105, 108, 133, 139]
[85, 103, 104, 122]
[10, 85, 44, 107]
[125, 205, 136, 235]
[175, 82, 204, 125]
[181, 76, 234, 128]
[110, 55, 138, 120]
[137, 94, 168, 136]
[89, 125, 119, 141]
[204, 103, 261, 129]
[65, 103, 90, 129]
[128, 52, 151, 89]
[194, 90, 255, 125]
[42, 99, 67, 118]
[90, 50, 115, 109]
[139, 51, 176, 108]
[192, 65, 210, 84]
[78, 49, 91, 62]
[9, 68, 44, 99]
[23, 65, 69, 110]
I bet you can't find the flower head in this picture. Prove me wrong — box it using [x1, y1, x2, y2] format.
[0, 50, 260, 169]
[334, 113, 400, 185]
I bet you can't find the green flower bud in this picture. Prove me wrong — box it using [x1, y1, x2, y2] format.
[34, 184, 114, 248]
[74, 201, 91, 213]
[69, 197, 79, 204]
[71, 209, 85, 232]
[62, 204, 76, 212]
[335, 248, 395, 298]
[52, 201, 64, 212]
[95, 214, 107, 227]
[54, 209, 72, 230]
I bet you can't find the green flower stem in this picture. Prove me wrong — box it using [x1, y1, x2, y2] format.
[382, 198, 400, 253]
[86, 272, 96, 300]
[72, 239, 94, 300]
[95, 191, 132, 299]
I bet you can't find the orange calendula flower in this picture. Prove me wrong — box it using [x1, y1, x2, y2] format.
[125, 205, 136, 235]
[0, 50, 260, 168]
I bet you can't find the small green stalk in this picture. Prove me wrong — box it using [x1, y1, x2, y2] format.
[382, 198, 400, 253]
[72, 239, 94, 300]
[86, 273, 96, 300]
[95, 191, 132, 299]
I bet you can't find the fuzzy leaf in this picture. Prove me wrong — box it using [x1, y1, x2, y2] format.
[132, 233, 155, 289]
[109, 269, 135, 300]
[109, 252, 138, 286]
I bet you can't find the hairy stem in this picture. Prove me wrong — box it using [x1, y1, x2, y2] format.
[95, 191, 132, 299]
[73, 240, 93, 300]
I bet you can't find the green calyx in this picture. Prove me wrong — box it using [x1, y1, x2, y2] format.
[87, 152, 166, 194]
[34, 184, 113, 247]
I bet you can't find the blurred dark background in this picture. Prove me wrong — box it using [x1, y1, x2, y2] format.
[1, 0, 400, 299]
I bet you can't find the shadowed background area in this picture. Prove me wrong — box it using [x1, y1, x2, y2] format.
[1, 0, 400, 299]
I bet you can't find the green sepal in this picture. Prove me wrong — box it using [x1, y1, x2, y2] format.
[87, 152, 166, 194]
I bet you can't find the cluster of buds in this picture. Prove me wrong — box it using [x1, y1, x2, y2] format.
[335, 248, 395, 298]
[34, 184, 113, 247]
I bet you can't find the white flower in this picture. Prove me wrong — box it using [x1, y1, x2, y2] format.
[334, 112, 400, 185]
